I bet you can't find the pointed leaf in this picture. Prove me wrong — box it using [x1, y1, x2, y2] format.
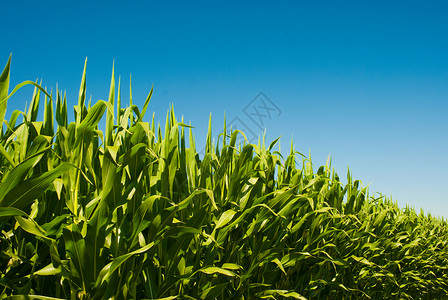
[1, 162, 74, 210]
[0, 54, 11, 127]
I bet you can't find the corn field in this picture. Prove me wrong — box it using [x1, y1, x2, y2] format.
[1, 55, 448, 300]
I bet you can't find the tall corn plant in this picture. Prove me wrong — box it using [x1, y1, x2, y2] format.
[1, 56, 448, 300]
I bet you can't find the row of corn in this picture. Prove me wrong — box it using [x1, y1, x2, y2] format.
[1, 56, 448, 299]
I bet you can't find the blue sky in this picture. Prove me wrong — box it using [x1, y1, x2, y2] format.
[3, 1, 448, 217]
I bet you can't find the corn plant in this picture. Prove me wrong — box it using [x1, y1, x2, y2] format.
[1, 55, 448, 299]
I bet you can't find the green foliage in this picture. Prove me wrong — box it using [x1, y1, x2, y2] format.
[1, 56, 448, 299]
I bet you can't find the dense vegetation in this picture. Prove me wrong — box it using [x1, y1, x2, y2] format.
[1, 56, 448, 299]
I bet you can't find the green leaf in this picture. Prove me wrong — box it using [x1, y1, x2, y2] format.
[77, 100, 112, 133]
[14, 216, 49, 240]
[0, 143, 16, 167]
[215, 209, 237, 229]
[97, 242, 155, 285]
[105, 62, 115, 146]
[222, 263, 242, 270]
[0, 54, 11, 129]
[198, 266, 236, 277]
[77, 57, 87, 123]
[33, 263, 62, 276]
[1, 80, 52, 110]
[63, 223, 93, 291]
[258, 290, 307, 300]
[1, 162, 74, 210]
[0, 152, 45, 204]
[0, 207, 28, 218]
[140, 85, 153, 120]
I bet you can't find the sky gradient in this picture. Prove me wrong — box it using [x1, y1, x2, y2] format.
[3, 1, 448, 217]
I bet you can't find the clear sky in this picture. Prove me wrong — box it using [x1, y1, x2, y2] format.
[3, 1, 448, 217]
